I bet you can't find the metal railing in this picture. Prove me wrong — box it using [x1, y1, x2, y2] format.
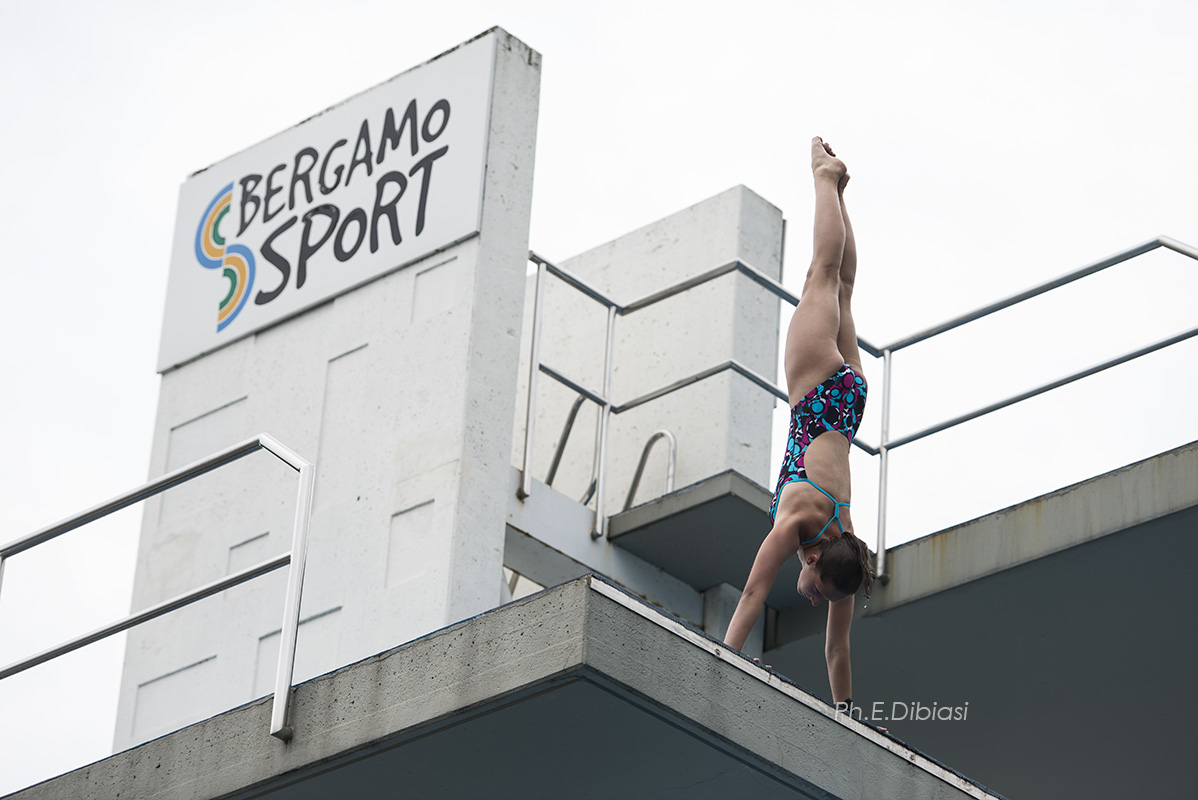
[517, 252, 879, 541]
[864, 235, 1198, 579]
[518, 236, 1198, 580]
[0, 433, 315, 741]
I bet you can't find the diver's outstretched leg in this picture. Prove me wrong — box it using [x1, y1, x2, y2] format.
[783, 137, 848, 406]
[835, 174, 865, 377]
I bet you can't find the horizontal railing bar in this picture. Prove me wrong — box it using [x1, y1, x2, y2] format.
[614, 259, 895, 357]
[857, 337, 883, 360]
[885, 324, 1198, 450]
[1160, 235, 1198, 260]
[721, 260, 882, 357]
[613, 360, 759, 413]
[622, 259, 800, 314]
[528, 239, 1198, 461]
[1, 436, 268, 560]
[530, 252, 883, 360]
[0, 553, 291, 680]
[539, 363, 608, 407]
[879, 238, 1169, 353]
[620, 261, 742, 314]
[530, 252, 619, 310]
[729, 360, 791, 405]
[609, 359, 878, 454]
[852, 437, 880, 457]
[732, 262, 800, 307]
[534, 237, 1198, 375]
[257, 433, 306, 474]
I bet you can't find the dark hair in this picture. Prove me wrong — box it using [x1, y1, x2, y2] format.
[815, 531, 875, 599]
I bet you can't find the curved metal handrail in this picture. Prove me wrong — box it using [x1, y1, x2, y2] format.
[624, 430, 677, 511]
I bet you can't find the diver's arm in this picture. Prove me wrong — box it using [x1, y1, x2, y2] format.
[724, 527, 795, 650]
[825, 595, 854, 704]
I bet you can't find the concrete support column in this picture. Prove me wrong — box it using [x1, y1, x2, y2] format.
[445, 31, 541, 623]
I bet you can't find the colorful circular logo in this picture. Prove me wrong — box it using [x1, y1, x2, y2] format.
[194, 184, 256, 332]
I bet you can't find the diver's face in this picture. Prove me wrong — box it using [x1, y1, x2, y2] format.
[797, 559, 847, 606]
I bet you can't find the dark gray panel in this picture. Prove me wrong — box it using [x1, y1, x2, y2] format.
[764, 506, 1198, 800]
[242, 678, 806, 800]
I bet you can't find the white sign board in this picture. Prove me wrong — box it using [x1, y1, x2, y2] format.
[158, 34, 497, 370]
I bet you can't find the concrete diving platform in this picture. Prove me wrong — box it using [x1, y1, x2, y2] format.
[13, 575, 1003, 800]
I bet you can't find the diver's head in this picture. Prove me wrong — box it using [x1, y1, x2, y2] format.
[797, 530, 874, 605]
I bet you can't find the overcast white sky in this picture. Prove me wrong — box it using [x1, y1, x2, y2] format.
[2, 0, 1197, 792]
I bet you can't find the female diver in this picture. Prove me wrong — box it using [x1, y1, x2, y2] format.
[724, 137, 875, 709]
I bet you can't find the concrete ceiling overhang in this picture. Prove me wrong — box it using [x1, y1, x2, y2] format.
[15, 577, 1002, 800]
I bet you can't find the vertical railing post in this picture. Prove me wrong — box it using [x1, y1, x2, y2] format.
[518, 258, 547, 500]
[269, 443, 316, 741]
[592, 304, 617, 539]
[874, 349, 893, 585]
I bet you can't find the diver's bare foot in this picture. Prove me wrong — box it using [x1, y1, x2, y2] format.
[811, 136, 846, 183]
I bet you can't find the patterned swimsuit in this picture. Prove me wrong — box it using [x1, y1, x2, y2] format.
[769, 364, 868, 527]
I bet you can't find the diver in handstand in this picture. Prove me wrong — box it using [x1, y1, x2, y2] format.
[724, 137, 875, 710]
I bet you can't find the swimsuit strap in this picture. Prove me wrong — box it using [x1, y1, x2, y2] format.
[793, 478, 850, 546]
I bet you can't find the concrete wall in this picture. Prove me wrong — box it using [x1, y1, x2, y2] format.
[511, 186, 785, 518]
[113, 29, 540, 752]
